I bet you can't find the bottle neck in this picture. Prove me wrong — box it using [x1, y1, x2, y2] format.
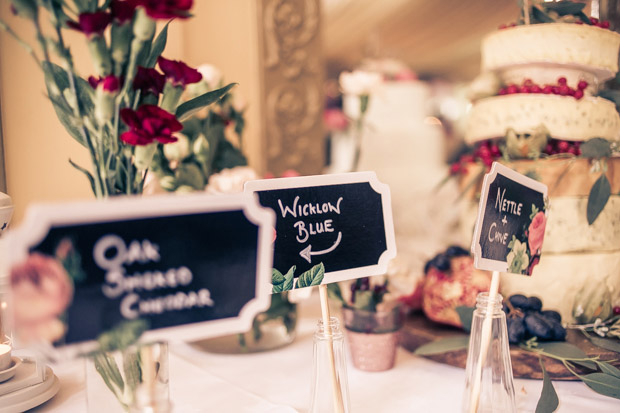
[475, 292, 504, 315]
[315, 317, 343, 339]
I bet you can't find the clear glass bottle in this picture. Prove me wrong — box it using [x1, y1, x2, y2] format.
[309, 317, 351, 413]
[462, 293, 516, 413]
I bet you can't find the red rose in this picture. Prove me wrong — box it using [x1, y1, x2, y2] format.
[132, 0, 193, 20]
[133, 66, 165, 95]
[527, 211, 547, 255]
[67, 11, 112, 37]
[111, 0, 136, 24]
[157, 56, 202, 87]
[88, 75, 122, 93]
[120, 105, 182, 145]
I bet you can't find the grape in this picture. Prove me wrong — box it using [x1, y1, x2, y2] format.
[541, 310, 561, 323]
[525, 313, 553, 340]
[550, 320, 567, 341]
[445, 246, 469, 258]
[508, 294, 529, 310]
[431, 254, 451, 272]
[526, 296, 543, 312]
[507, 316, 526, 344]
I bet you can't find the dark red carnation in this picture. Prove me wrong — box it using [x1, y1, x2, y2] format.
[89, 75, 122, 93]
[132, 0, 193, 20]
[132, 66, 165, 95]
[111, 0, 136, 24]
[120, 105, 182, 145]
[67, 11, 112, 37]
[157, 56, 202, 87]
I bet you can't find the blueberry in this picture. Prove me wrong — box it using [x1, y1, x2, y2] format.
[507, 316, 526, 344]
[541, 310, 562, 323]
[525, 313, 553, 340]
[502, 303, 510, 314]
[508, 294, 529, 310]
[526, 296, 543, 312]
[445, 245, 470, 258]
[431, 254, 451, 272]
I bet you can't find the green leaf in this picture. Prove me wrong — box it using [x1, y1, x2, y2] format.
[122, 350, 142, 393]
[532, 7, 555, 23]
[176, 83, 237, 121]
[536, 357, 559, 413]
[587, 174, 611, 225]
[571, 359, 599, 371]
[544, 1, 586, 15]
[295, 263, 325, 289]
[272, 268, 285, 285]
[587, 334, 620, 354]
[47, 92, 85, 146]
[414, 336, 469, 356]
[327, 283, 344, 304]
[69, 159, 96, 194]
[536, 341, 588, 359]
[596, 361, 620, 380]
[581, 372, 620, 399]
[283, 266, 295, 291]
[580, 138, 612, 158]
[352, 290, 375, 311]
[455, 306, 475, 332]
[576, 11, 591, 24]
[146, 22, 169, 68]
[93, 352, 125, 397]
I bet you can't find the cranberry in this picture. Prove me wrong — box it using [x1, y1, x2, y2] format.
[542, 85, 553, 94]
[558, 77, 567, 85]
[519, 85, 531, 93]
[557, 141, 570, 152]
[477, 145, 491, 158]
[567, 146, 578, 155]
[601, 21, 610, 29]
[490, 144, 501, 157]
[450, 162, 462, 175]
[590, 17, 599, 24]
[461, 154, 474, 163]
[510, 22, 517, 27]
[499, 88, 507, 95]
[577, 80, 589, 90]
[544, 144, 554, 154]
[552, 86, 561, 95]
[574, 89, 584, 99]
[613, 306, 620, 315]
[568, 87, 576, 96]
[499, 24, 507, 29]
[481, 156, 493, 167]
[506, 84, 518, 94]
[531, 85, 542, 93]
[523, 79, 533, 86]
[575, 20, 583, 25]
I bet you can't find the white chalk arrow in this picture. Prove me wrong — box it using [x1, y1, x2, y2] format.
[299, 232, 343, 263]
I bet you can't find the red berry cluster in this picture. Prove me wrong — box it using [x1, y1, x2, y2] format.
[544, 139, 581, 156]
[575, 17, 610, 29]
[614, 306, 620, 316]
[498, 77, 588, 100]
[450, 141, 501, 175]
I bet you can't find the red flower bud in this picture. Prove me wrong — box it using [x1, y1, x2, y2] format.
[157, 56, 202, 87]
[133, 66, 165, 95]
[88, 75, 122, 93]
[120, 105, 183, 145]
[111, 0, 136, 24]
[132, 0, 193, 20]
[67, 11, 112, 37]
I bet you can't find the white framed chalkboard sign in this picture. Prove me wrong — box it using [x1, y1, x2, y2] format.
[245, 172, 396, 288]
[7, 193, 275, 350]
[471, 162, 548, 276]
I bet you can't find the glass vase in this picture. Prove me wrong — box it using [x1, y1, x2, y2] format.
[85, 341, 170, 413]
[462, 293, 516, 413]
[309, 317, 351, 413]
[341, 304, 404, 371]
[193, 292, 297, 353]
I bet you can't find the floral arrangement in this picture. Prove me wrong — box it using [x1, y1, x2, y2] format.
[1, 0, 234, 197]
[505, 204, 546, 275]
[147, 64, 250, 193]
[327, 276, 395, 313]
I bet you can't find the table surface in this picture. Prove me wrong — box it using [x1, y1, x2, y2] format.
[28, 295, 620, 413]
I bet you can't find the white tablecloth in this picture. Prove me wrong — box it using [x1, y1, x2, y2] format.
[30, 296, 620, 412]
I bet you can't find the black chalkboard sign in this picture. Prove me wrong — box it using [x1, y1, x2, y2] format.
[7, 194, 275, 349]
[245, 172, 396, 289]
[471, 162, 548, 276]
